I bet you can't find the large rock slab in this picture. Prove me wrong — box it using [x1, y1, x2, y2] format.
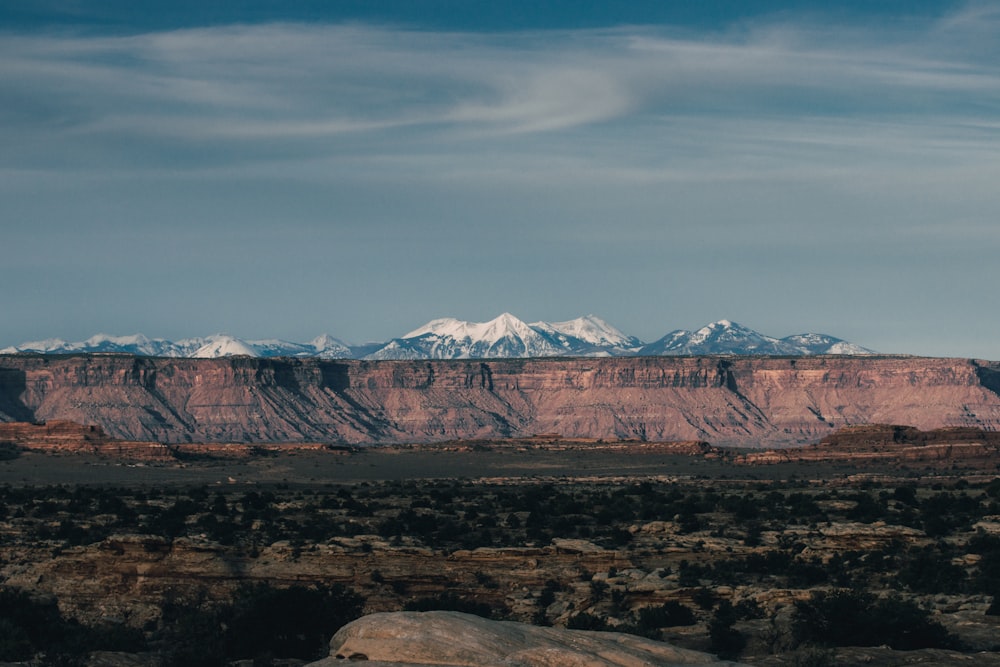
[307, 610, 742, 666]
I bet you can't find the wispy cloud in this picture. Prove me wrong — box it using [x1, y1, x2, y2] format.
[2, 11, 998, 161]
[2, 4, 1000, 356]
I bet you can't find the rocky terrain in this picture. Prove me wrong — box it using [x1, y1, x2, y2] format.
[740, 424, 1000, 467]
[0, 420, 341, 461]
[309, 611, 740, 666]
[2, 355, 1000, 446]
[2, 354, 1000, 665]
[1, 453, 999, 666]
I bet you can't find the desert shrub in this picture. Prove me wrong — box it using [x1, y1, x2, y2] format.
[0, 587, 144, 663]
[678, 560, 709, 587]
[605, 527, 634, 547]
[637, 601, 696, 629]
[897, 546, 967, 594]
[0, 618, 32, 662]
[920, 492, 982, 537]
[734, 598, 765, 620]
[225, 583, 363, 660]
[196, 513, 239, 545]
[692, 587, 718, 610]
[404, 592, 498, 619]
[538, 580, 561, 607]
[0, 589, 67, 661]
[967, 533, 1000, 596]
[589, 579, 609, 601]
[847, 492, 887, 523]
[721, 494, 760, 520]
[566, 612, 607, 631]
[791, 646, 837, 667]
[159, 601, 228, 667]
[676, 512, 702, 534]
[893, 485, 919, 506]
[707, 551, 828, 587]
[785, 492, 826, 522]
[743, 521, 763, 546]
[708, 600, 746, 660]
[974, 551, 1000, 597]
[791, 589, 957, 650]
[987, 599, 1000, 616]
[160, 583, 363, 666]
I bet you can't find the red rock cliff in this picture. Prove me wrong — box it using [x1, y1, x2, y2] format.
[1, 355, 999, 446]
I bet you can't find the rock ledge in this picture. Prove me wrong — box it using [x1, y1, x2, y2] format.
[307, 610, 742, 666]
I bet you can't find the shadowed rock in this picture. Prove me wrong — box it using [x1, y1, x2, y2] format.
[307, 610, 743, 666]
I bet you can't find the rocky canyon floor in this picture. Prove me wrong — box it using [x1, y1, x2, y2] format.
[0, 436, 998, 666]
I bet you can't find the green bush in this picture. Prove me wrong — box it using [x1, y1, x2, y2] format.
[403, 592, 498, 619]
[160, 583, 364, 666]
[791, 589, 957, 650]
[226, 583, 363, 660]
[566, 612, 607, 631]
[708, 600, 745, 660]
[0, 587, 145, 663]
[637, 601, 696, 629]
[897, 546, 967, 594]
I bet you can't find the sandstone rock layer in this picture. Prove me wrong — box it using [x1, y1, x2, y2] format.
[1, 355, 999, 446]
[310, 610, 740, 666]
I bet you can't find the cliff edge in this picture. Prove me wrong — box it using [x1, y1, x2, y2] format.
[1, 355, 999, 447]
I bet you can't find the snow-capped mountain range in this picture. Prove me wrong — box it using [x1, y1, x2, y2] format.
[368, 313, 643, 360]
[0, 333, 353, 360]
[638, 320, 872, 357]
[0, 314, 874, 360]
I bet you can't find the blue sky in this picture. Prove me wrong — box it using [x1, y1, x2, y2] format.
[2, 1, 999, 357]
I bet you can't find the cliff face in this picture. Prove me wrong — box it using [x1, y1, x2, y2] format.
[1, 355, 999, 446]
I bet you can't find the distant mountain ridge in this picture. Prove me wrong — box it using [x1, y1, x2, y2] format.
[638, 320, 872, 357]
[1, 315, 874, 359]
[0, 333, 355, 360]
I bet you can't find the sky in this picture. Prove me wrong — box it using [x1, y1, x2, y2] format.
[2, 1, 999, 357]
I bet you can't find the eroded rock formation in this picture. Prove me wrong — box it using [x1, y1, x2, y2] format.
[739, 424, 1000, 465]
[2, 355, 1000, 446]
[307, 610, 742, 666]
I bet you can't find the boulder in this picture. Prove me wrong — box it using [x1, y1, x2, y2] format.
[307, 610, 743, 666]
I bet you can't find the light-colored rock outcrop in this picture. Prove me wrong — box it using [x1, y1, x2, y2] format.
[307, 610, 742, 666]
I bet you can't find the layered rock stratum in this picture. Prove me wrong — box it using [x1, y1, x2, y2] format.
[2, 355, 1000, 446]
[307, 610, 742, 666]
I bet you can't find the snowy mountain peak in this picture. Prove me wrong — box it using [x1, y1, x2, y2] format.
[404, 317, 463, 339]
[309, 334, 353, 359]
[696, 319, 748, 335]
[1, 338, 71, 354]
[373, 313, 565, 360]
[192, 335, 258, 358]
[83, 333, 151, 347]
[405, 312, 535, 345]
[530, 314, 641, 352]
[686, 319, 769, 349]
[641, 320, 875, 357]
[781, 333, 875, 356]
[482, 312, 537, 342]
